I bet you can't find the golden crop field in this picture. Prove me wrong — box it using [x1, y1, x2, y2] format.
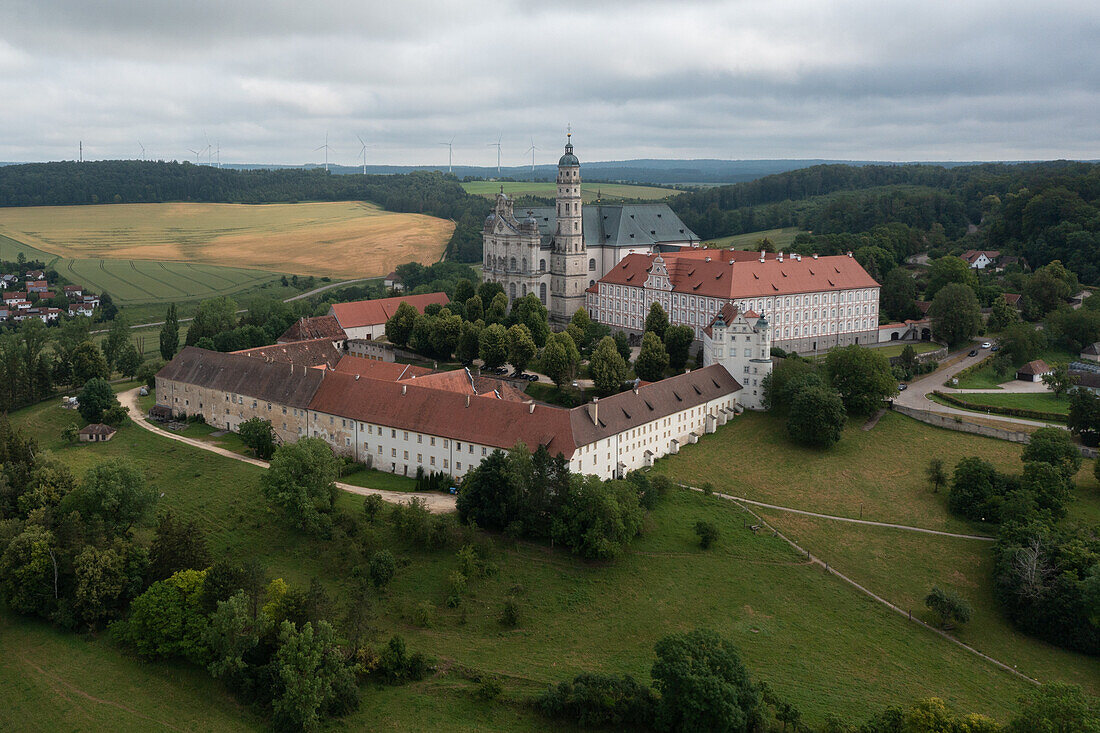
[0, 201, 453, 278]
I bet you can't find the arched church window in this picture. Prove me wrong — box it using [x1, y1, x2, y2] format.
[589, 258, 596, 271]
[539, 283, 547, 303]
[509, 283, 516, 300]
[539, 259, 546, 271]
[522, 257, 527, 271]
[523, 284, 528, 296]
[509, 257, 516, 270]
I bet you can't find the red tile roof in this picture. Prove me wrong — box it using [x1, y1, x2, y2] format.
[329, 292, 449, 330]
[277, 315, 347, 343]
[960, 250, 1001, 264]
[1017, 360, 1051, 376]
[597, 252, 878, 300]
[232, 339, 344, 369]
[1003, 293, 1021, 305]
[332, 355, 432, 381]
[309, 371, 578, 456]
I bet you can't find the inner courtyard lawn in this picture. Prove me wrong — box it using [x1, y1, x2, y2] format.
[4, 398, 1047, 728]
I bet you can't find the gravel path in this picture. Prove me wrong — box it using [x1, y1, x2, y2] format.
[118, 387, 457, 513]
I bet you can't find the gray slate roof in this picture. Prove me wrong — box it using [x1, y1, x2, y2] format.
[527, 203, 698, 250]
[157, 346, 325, 408]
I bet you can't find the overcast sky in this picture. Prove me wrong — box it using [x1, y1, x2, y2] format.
[1, 0, 1097, 166]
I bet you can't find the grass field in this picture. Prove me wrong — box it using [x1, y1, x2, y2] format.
[653, 410, 1097, 533]
[3, 398, 1055, 728]
[954, 347, 1077, 390]
[0, 201, 452, 280]
[461, 181, 678, 202]
[704, 227, 805, 250]
[872, 340, 943, 358]
[938, 391, 1071, 415]
[1, 230, 303, 310]
[753, 510, 1100, 695]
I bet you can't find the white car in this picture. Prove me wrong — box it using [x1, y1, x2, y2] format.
[980, 342, 992, 349]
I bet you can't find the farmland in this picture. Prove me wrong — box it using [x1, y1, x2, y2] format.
[704, 226, 804, 250]
[461, 180, 679, 202]
[0, 201, 452, 280]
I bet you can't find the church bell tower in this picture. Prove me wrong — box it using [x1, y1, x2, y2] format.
[550, 132, 587, 325]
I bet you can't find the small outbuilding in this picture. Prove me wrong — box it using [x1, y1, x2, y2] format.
[1016, 360, 1052, 383]
[1081, 343, 1100, 363]
[78, 423, 117, 442]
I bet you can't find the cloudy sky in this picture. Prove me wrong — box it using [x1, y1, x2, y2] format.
[1, 0, 1097, 165]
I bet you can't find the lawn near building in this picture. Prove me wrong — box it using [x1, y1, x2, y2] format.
[652, 410, 1060, 533]
[934, 391, 1071, 416]
[3, 397, 1044, 728]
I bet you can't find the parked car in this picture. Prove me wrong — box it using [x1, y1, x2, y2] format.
[991, 345, 1000, 352]
[526, 374, 539, 382]
[898, 383, 908, 391]
[968, 349, 978, 357]
[980, 342, 992, 349]
[493, 366, 508, 375]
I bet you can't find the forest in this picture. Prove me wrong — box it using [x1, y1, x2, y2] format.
[670, 161, 1100, 281]
[0, 161, 490, 262]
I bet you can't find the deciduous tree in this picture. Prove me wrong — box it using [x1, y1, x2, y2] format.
[824, 345, 897, 414]
[928, 283, 981, 346]
[644, 302, 669, 340]
[786, 386, 846, 448]
[478, 323, 509, 370]
[590, 336, 629, 396]
[261, 438, 340, 536]
[663, 325, 694, 372]
[634, 331, 670, 382]
[507, 323, 537, 373]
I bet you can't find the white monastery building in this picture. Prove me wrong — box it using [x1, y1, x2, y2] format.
[481, 135, 699, 324]
[586, 249, 881, 355]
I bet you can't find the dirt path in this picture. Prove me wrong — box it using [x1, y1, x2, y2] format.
[678, 484, 995, 540]
[118, 387, 457, 514]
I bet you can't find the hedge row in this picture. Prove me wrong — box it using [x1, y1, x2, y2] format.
[948, 354, 993, 384]
[931, 391, 1066, 422]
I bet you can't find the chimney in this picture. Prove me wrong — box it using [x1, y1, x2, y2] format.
[777, 251, 783, 262]
[812, 253, 818, 259]
[401, 384, 407, 395]
[355, 374, 360, 381]
[759, 249, 766, 262]
[846, 251, 853, 258]
[528, 401, 536, 414]
[465, 394, 470, 407]
[589, 397, 599, 425]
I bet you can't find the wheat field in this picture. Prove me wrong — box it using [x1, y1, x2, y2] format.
[0, 201, 453, 279]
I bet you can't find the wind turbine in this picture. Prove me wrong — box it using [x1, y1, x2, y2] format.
[356, 135, 373, 175]
[487, 134, 502, 176]
[437, 135, 455, 174]
[138, 141, 146, 161]
[215, 140, 221, 168]
[524, 138, 538, 173]
[188, 148, 201, 164]
[315, 133, 333, 172]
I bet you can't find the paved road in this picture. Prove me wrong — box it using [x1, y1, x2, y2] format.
[118, 387, 458, 514]
[93, 278, 374, 333]
[893, 345, 1066, 430]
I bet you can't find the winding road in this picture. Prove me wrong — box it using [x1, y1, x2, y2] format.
[118, 387, 457, 513]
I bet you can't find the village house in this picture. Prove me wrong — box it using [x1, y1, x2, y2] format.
[25, 270, 45, 280]
[328, 292, 450, 340]
[78, 424, 117, 442]
[68, 303, 95, 318]
[383, 271, 404, 292]
[3, 291, 27, 302]
[25, 279, 48, 293]
[1016, 360, 1052, 382]
[960, 250, 1001, 269]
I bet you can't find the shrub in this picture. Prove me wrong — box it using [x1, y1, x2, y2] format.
[499, 597, 520, 628]
[414, 599, 435, 628]
[694, 521, 719, 549]
[925, 586, 973, 629]
[537, 673, 657, 728]
[368, 550, 396, 589]
[377, 635, 428, 684]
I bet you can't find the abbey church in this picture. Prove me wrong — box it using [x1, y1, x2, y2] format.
[480, 135, 700, 324]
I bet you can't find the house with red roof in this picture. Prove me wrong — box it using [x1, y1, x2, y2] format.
[586, 249, 880, 354]
[960, 250, 1001, 269]
[328, 292, 450, 340]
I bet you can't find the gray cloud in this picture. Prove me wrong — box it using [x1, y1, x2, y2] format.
[1, 0, 1097, 165]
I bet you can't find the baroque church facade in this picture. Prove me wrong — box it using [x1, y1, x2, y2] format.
[481, 136, 700, 324]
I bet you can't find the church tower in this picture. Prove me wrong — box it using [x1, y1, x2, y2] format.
[550, 133, 587, 324]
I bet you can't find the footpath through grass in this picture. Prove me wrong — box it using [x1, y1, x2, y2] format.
[5, 398, 1044, 728]
[753, 509, 1100, 696]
